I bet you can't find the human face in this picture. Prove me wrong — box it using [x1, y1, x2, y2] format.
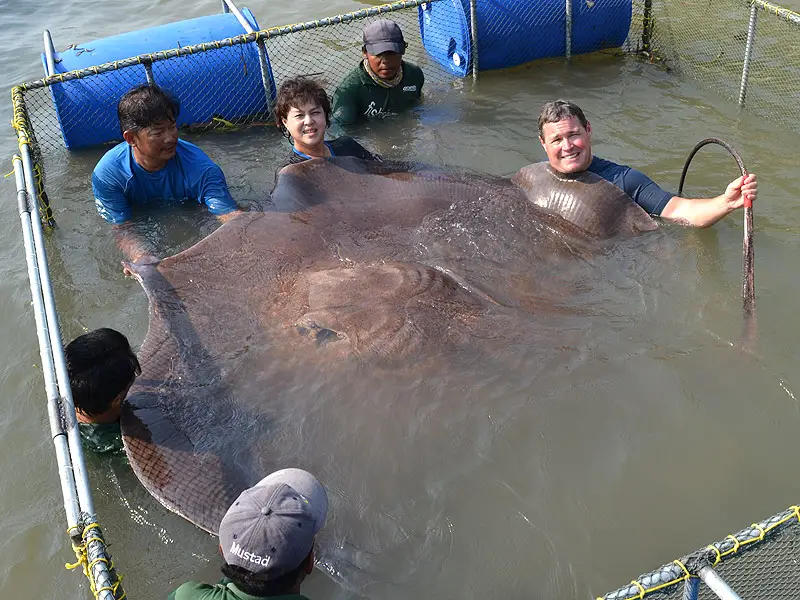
[539, 116, 593, 174]
[365, 50, 403, 80]
[283, 101, 327, 154]
[126, 119, 179, 171]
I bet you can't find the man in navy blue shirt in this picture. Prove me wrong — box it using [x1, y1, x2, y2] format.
[92, 85, 241, 268]
[537, 100, 757, 227]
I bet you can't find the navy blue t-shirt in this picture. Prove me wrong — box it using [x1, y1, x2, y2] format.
[587, 156, 673, 216]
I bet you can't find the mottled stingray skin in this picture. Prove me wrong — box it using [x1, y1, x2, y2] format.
[121, 157, 656, 534]
[513, 162, 659, 238]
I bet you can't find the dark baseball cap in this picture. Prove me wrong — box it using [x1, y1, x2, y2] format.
[219, 468, 328, 578]
[362, 20, 406, 55]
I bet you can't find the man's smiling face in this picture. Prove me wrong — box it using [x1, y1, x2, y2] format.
[539, 116, 593, 174]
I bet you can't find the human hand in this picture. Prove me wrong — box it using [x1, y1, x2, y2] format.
[724, 173, 757, 209]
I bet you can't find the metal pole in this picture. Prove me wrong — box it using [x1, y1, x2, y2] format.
[19, 143, 96, 520]
[222, 0, 275, 108]
[43, 29, 57, 76]
[13, 155, 82, 538]
[144, 61, 156, 86]
[15, 155, 122, 600]
[682, 577, 700, 600]
[698, 566, 744, 600]
[738, 1, 758, 107]
[565, 0, 573, 60]
[469, 0, 479, 79]
[642, 0, 653, 55]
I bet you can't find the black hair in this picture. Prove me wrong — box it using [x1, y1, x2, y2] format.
[65, 328, 140, 417]
[274, 77, 331, 139]
[117, 84, 180, 134]
[537, 100, 589, 138]
[220, 553, 311, 597]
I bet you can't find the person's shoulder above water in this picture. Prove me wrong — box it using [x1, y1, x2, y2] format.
[400, 60, 424, 92]
[170, 579, 312, 600]
[328, 136, 381, 161]
[587, 155, 673, 216]
[79, 422, 124, 455]
[172, 138, 219, 166]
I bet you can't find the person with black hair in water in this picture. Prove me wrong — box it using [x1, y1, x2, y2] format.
[65, 328, 140, 454]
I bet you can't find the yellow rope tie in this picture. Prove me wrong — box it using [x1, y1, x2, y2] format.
[630, 580, 646, 599]
[751, 522, 767, 541]
[672, 559, 691, 581]
[211, 116, 237, 129]
[64, 523, 125, 599]
[723, 534, 741, 557]
[791, 506, 800, 523]
[707, 544, 723, 566]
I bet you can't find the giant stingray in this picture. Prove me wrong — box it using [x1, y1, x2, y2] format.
[120, 157, 658, 572]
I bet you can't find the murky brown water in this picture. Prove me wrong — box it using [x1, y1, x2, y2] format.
[1, 1, 799, 599]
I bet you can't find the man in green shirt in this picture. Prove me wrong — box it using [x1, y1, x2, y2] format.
[332, 19, 424, 125]
[65, 328, 141, 455]
[169, 468, 329, 600]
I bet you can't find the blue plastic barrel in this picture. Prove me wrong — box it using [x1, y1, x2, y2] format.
[42, 9, 275, 149]
[419, 0, 632, 73]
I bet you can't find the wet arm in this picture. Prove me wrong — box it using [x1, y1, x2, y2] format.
[660, 174, 757, 228]
[112, 221, 158, 263]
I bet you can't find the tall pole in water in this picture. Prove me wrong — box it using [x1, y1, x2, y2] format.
[565, 0, 573, 60]
[469, 0, 479, 79]
[223, 0, 275, 111]
[739, 1, 759, 107]
[642, 0, 653, 55]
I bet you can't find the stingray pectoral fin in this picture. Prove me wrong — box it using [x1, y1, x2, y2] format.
[122, 398, 245, 534]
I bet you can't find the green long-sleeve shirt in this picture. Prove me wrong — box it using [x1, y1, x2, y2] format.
[332, 60, 424, 125]
[169, 578, 310, 600]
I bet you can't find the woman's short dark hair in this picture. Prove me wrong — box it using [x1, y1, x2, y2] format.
[274, 77, 331, 138]
[117, 84, 180, 134]
[65, 328, 141, 417]
[537, 99, 588, 138]
[220, 559, 308, 596]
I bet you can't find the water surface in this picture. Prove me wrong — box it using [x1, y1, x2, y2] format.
[1, 1, 799, 599]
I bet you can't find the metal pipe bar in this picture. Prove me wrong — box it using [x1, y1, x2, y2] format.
[16, 0, 438, 91]
[85, 523, 123, 600]
[751, 0, 800, 27]
[43, 30, 57, 76]
[739, 1, 758, 106]
[565, 0, 573, 60]
[223, 0, 254, 31]
[698, 567, 744, 600]
[468, 0, 479, 79]
[682, 577, 700, 600]
[144, 61, 156, 86]
[13, 156, 81, 537]
[19, 143, 96, 519]
[222, 0, 275, 107]
[16, 150, 120, 598]
[642, 0, 653, 54]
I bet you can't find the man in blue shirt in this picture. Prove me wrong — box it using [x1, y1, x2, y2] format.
[537, 100, 758, 227]
[92, 85, 241, 267]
